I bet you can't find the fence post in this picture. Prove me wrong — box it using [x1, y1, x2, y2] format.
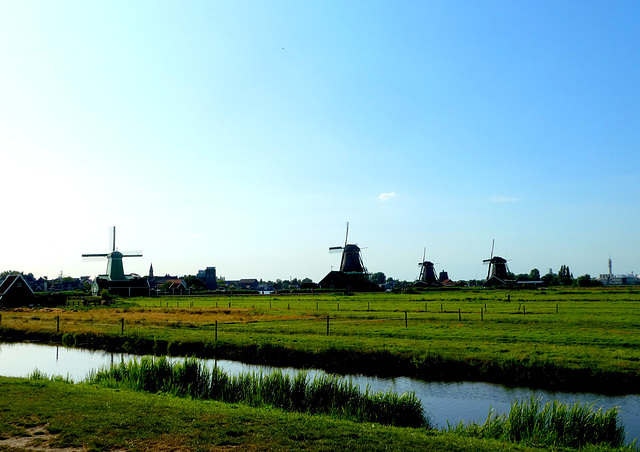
[441, 304, 443, 313]
[0, 314, 2, 325]
[556, 304, 558, 314]
[523, 305, 526, 316]
[326, 315, 330, 336]
[215, 320, 218, 342]
[288, 303, 290, 310]
[121, 318, 124, 335]
[405, 311, 408, 328]
[481, 307, 484, 321]
[56, 316, 60, 333]
[337, 303, 339, 311]
[368, 302, 370, 311]
[458, 309, 461, 321]
[425, 302, 427, 312]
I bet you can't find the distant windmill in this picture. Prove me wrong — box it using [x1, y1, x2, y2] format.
[482, 239, 510, 284]
[82, 227, 142, 281]
[329, 222, 367, 274]
[418, 247, 438, 284]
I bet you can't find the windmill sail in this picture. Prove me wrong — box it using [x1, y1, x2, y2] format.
[82, 227, 142, 281]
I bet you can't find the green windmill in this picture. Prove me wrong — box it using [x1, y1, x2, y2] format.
[82, 227, 142, 281]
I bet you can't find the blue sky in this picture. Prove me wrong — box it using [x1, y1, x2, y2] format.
[1, 0, 638, 282]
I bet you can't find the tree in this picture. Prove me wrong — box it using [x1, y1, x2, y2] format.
[529, 268, 541, 281]
[184, 275, 206, 290]
[558, 265, 573, 286]
[369, 272, 386, 285]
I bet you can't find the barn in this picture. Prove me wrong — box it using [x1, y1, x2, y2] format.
[0, 274, 35, 308]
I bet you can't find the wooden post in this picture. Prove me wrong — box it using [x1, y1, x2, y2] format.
[326, 315, 330, 336]
[523, 305, 526, 316]
[288, 303, 290, 310]
[485, 302, 487, 312]
[229, 301, 231, 308]
[556, 304, 559, 314]
[177, 302, 179, 308]
[441, 304, 443, 313]
[425, 302, 427, 312]
[405, 311, 408, 328]
[215, 320, 218, 341]
[368, 302, 370, 311]
[270, 301, 272, 308]
[316, 301, 318, 310]
[121, 318, 124, 335]
[0, 314, 2, 325]
[481, 307, 484, 321]
[56, 316, 60, 333]
[458, 309, 461, 321]
[337, 303, 340, 311]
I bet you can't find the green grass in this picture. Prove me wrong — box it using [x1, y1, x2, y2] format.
[2, 287, 640, 392]
[85, 356, 427, 428]
[448, 396, 626, 449]
[0, 376, 635, 451]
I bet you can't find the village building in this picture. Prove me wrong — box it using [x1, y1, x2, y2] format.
[0, 274, 35, 308]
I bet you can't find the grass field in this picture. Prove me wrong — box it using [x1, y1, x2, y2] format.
[1, 286, 639, 392]
[0, 377, 634, 451]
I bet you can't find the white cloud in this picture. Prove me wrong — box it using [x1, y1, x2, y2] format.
[378, 192, 398, 202]
[491, 195, 518, 203]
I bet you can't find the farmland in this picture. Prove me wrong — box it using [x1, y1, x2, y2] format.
[1, 286, 639, 393]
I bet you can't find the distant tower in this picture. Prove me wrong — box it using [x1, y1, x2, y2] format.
[204, 267, 217, 290]
[608, 256, 613, 284]
[149, 263, 154, 278]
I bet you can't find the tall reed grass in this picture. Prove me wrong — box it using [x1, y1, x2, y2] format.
[86, 357, 426, 428]
[447, 396, 626, 449]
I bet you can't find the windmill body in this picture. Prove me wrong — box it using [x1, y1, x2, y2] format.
[418, 261, 438, 283]
[320, 223, 380, 292]
[329, 223, 367, 275]
[482, 240, 514, 287]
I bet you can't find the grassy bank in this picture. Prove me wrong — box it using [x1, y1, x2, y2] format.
[86, 356, 426, 428]
[0, 376, 634, 451]
[1, 287, 639, 393]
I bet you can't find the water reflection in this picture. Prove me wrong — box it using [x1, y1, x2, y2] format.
[1, 342, 638, 444]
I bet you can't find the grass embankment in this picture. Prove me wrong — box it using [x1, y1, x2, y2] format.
[86, 356, 426, 428]
[1, 287, 639, 392]
[0, 376, 634, 451]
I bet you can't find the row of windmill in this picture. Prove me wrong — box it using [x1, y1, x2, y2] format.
[328, 223, 511, 287]
[82, 225, 512, 291]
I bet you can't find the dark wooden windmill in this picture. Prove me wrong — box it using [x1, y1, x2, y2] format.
[417, 248, 438, 284]
[483, 240, 512, 286]
[329, 222, 367, 274]
[82, 227, 142, 281]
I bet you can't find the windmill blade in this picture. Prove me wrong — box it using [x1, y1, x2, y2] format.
[344, 221, 349, 248]
[490, 239, 495, 260]
[109, 226, 116, 252]
[121, 249, 143, 256]
[422, 247, 426, 262]
[82, 256, 108, 262]
[82, 253, 109, 258]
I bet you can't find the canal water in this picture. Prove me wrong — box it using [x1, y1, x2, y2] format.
[1, 342, 638, 444]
